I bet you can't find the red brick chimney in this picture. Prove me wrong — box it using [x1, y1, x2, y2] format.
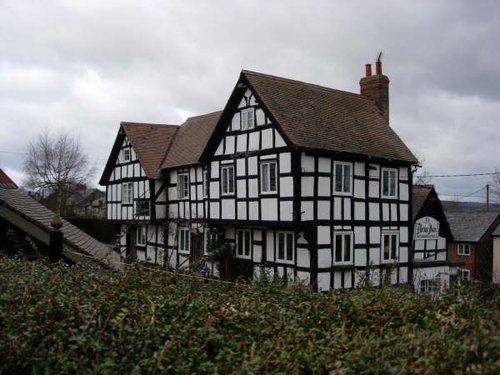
[359, 60, 390, 123]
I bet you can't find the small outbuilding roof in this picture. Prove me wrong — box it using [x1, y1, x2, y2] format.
[0, 169, 18, 189]
[0, 188, 120, 269]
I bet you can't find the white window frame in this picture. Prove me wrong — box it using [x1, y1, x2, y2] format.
[236, 230, 252, 259]
[241, 108, 255, 130]
[122, 148, 131, 162]
[260, 160, 277, 193]
[419, 279, 439, 294]
[178, 228, 191, 254]
[333, 231, 353, 264]
[382, 231, 399, 262]
[136, 225, 146, 246]
[333, 161, 352, 195]
[122, 182, 133, 204]
[457, 243, 471, 256]
[177, 173, 189, 199]
[460, 268, 471, 282]
[221, 165, 235, 195]
[276, 232, 294, 264]
[381, 168, 398, 198]
[135, 198, 150, 217]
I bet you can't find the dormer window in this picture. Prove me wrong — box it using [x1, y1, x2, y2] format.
[241, 108, 255, 130]
[123, 148, 131, 162]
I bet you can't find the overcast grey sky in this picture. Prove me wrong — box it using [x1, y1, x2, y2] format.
[1, 0, 499, 202]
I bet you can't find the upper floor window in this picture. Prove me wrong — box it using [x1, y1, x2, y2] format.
[241, 108, 255, 130]
[334, 231, 353, 264]
[382, 231, 398, 261]
[236, 230, 251, 259]
[178, 228, 191, 254]
[381, 168, 398, 198]
[135, 199, 150, 217]
[122, 148, 131, 162]
[260, 160, 277, 193]
[178, 173, 189, 199]
[334, 161, 352, 195]
[221, 165, 234, 195]
[203, 170, 209, 197]
[277, 232, 294, 263]
[122, 182, 133, 204]
[136, 225, 146, 246]
[457, 244, 471, 256]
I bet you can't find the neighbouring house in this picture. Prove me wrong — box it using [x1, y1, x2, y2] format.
[73, 188, 106, 218]
[446, 211, 500, 284]
[0, 177, 120, 269]
[493, 226, 500, 284]
[411, 185, 460, 294]
[100, 61, 419, 291]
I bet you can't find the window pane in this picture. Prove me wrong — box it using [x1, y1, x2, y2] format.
[335, 235, 342, 262]
[382, 171, 389, 196]
[237, 231, 243, 255]
[228, 167, 234, 193]
[391, 234, 397, 259]
[383, 235, 390, 259]
[245, 231, 250, 256]
[343, 165, 351, 193]
[335, 164, 343, 192]
[262, 163, 269, 192]
[390, 171, 396, 196]
[278, 233, 285, 260]
[270, 162, 276, 191]
[286, 233, 293, 261]
[344, 234, 351, 262]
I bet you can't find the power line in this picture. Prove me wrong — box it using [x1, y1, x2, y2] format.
[416, 172, 498, 178]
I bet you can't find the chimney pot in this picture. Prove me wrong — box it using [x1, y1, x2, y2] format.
[376, 61, 382, 75]
[365, 64, 372, 77]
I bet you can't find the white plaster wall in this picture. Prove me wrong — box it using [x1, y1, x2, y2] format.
[279, 153, 291, 173]
[261, 198, 278, 221]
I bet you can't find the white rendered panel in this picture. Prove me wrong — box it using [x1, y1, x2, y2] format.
[369, 203, 379, 221]
[274, 130, 286, 148]
[318, 248, 332, 268]
[249, 201, 258, 220]
[232, 113, 241, 131]
[237, 202, 247, 220]
[279, 201, 293, 221]
[354, 226, 366, 244]
[317, 200, 330, 220]
[236, 134, 247, 152]
[237, 179, 247, 198]
[354, 202, 365, 220]
[248, 132, 259, 151]
[333, 197, 342, 220]
[355, 248, 367, 266]
[354, 179, 365, 199]
[222, 199, 235, 219]
[248, 157, 257, 175]
[211, 161, 219, 178]
[318, 157, 330, 173]
[210, 202, 219, 219]
[302, 177, 314, 197]
[280, 177, 293, 197]
[317, 226, 330, 245]
[318, 273, 330, 292]
[301, 201, 313, 221]
[256, 109, 266, 126]
[261, 198, 278, 221]
[318, 177, 330, 196]
[369, 180, 379, 198]
[279, 153, 291, 173]
[301, 153, 315, 172]
[261, 128, 273, 149]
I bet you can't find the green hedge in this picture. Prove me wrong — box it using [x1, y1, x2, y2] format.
[0, 256, 499, 374]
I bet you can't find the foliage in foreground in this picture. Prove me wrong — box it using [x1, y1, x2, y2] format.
[0, 256, 499, 374]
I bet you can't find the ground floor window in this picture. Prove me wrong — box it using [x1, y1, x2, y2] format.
[277, 232, 294, 263]
[136, 225, 146, 246]
[333, 231, 353, 264]
[178, 228, 191, 254]
[460, 268, 471, 282]
[236, 230, 251, 258]
[419, 279, 439, 294]
[382, 232, 399, 261]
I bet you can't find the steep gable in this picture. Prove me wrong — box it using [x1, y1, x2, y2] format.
[0, 169, 18, 189]
[100, 122, 177, 184]
[204, 70, 417, 163]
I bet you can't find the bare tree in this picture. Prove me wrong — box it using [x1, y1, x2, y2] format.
[23, 131, 93, 215]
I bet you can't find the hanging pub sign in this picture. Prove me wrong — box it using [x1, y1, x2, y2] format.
[414, 216, 439, 240]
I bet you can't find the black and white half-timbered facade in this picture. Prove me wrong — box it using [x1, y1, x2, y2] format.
[101, 61, 421, 291]
[411, 185, 458, 295]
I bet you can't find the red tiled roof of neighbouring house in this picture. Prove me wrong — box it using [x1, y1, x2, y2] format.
[0, 169, 18, 189]
[162, 111, 222, 169]
[0, 188, 121, 268]
[412, 185, 433, 219]
[121, 122, 178, 178]
[239, 70, 418, 163]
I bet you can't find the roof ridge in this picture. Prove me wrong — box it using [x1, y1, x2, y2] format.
[241, 69, 363, 99]
[184, 110, 223, 122]
[121, 121, 178, 127]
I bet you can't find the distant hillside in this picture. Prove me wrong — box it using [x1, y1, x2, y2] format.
[442, 200, 500, 213]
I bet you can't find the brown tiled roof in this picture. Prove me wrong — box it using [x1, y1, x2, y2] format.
[413, 185, 433, 219]
[0, 188, 120, 268]
[446, 211, 500, 242]
[241, 70, 418, 163]
[121, 122, 178, 178]
[0, 169, 18, 189]
[162, 111, 222, 169]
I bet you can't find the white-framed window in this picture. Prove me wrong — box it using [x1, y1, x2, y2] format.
[178, 228, 191, 254]
[177, 173, 189, 199]
[382, 231, 399, 261]
[333, 231, 353, 264]
[277, 232, 294, 263]
[136, 225, 146, 246]
[122, 182, 133, 204]
[381, 168, 398, 198]
[241, 108, 255, 130]
[236, 230, 252, 259]
[419, 279, 439, 294]
[333, 161, 352, 195]
[221, 165, 235, 195]
[260, 160, 277, 193]
[203, 170, 208, 197]
[460, 268, 471, 282]
[122, 148, 131, 162]
[135, 199, 150, 216]
[457, 244, 471, 256]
